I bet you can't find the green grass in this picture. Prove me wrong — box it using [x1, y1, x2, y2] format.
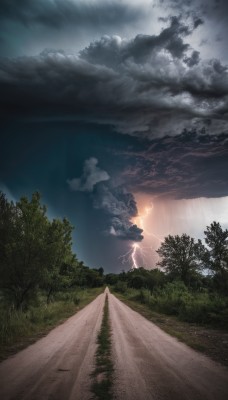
[91, 294, 114, 400]
[0, 287, 104, 361]
[115, 283, 228, 328]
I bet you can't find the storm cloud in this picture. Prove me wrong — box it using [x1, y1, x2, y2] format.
[117, 129, 228, 199]
[67, 158, 143, 241]
[67, 157, 110, 192]
[1, 16, 227, 137]
[93, 184, 143, 242]
[0, 0, 146, 30]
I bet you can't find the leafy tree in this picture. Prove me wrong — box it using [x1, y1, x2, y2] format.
[129, 274, 146, 289]
[105, 273, 118, 286]
[42, 218, 75, 303]
[97, 267, 104, 277]
[0, 192, 15, 262]
[204, 222, 228, 273]
[156, 234, 204, 286]
[85, 268, 104, 287]
[0, 192, 77, 308]
[0, 192, 49, 308]
[114, 280, 127, 293]
[203, 222, 228, 292]
[146, 268, 166, 294]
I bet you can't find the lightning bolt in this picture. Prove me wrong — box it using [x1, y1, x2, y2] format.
[118, 243, 140, 269]
[132, 243, 139, 269]
[119, 201, 164, 270]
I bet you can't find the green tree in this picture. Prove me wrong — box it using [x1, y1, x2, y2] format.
[0, 192, 15, 263]
[147, 268, 166, 294]
[129, 274, 146, 289]
[105, 273, 118, 286]
[156, 234, 203, 286]
[203, 221, 228, 292]
[42, 218, 75, 303]
[0, 192, 49, 308]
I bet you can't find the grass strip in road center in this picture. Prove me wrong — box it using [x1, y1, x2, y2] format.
[91, 293, 113, 400]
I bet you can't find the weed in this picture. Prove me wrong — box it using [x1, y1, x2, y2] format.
[91, 294, 113, 400]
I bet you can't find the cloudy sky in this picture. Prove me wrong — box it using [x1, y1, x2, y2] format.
[0, 0, 228, 271]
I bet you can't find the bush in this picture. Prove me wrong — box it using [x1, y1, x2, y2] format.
[73, 295, 81, 305]
[121, 282, 228, 328]
[114, 281, 128, 294]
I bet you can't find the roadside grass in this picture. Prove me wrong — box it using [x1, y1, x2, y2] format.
[91, 293, 113, 400]
[113, 289, 228, 368]
[0, 287, 104, 361]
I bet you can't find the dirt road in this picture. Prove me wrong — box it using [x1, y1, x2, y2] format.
[0, 290, 228, 400]
[109, 292, 228, 400]
[0, 293, 105, 400]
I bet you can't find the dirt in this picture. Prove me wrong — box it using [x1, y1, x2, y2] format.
[0, 292, 105, 400]
[115, 294, 228, 367]
[1, 289, 228, 400]
[109, 292, 228, 400]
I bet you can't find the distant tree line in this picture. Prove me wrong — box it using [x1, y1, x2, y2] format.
[107, 221, 228, 294]
[0, 192, 104, 310]
[109, 222, 228, 327]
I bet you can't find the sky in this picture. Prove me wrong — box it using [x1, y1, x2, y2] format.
[0, 0, 228, 272]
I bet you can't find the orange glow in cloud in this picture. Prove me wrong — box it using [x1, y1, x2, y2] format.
[126, 198, 163, 269]
[120, 194, 228, 270]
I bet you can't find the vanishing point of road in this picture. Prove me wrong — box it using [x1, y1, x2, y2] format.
[0, 289, 228, 400]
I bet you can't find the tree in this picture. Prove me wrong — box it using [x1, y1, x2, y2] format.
[129, 274, 146, 289]
[0, 192, 49, 308]
[105, 273, 118, 286]
[42, 217, 75, 303]
[0, 192, 15, 264]
[156, 234, 203, 286]
[146, 269, 165, 294]
[204, 222, 228, 273]
[203, 222, 228, 292]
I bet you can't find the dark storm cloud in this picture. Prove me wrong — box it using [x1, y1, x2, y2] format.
[67, 158, 143, 241]
[0, 18, 228, 137]
[160, 0, 227, 34]
[118, 129, 228, 199]
[93, 184, 143, 241]
[80, 16, 192, 63]
[0, 0, 145, 30]
[184, 50, 200, 67]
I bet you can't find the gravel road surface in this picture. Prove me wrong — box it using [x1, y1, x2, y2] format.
[109, 292, 228, 400]
[1, 290, 228, 400]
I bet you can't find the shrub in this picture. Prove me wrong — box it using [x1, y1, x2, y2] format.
[114, 281, 128, 294]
